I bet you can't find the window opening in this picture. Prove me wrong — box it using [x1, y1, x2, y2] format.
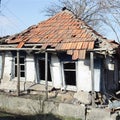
[63, 62, 76, 86]
[39, 59, 51, 81]
[15, 56, 25, 77]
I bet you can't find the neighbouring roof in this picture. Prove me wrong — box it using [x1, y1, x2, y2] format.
[6, 9, 119, 59]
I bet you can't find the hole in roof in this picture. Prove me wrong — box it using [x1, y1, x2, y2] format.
[91, 34, 93, 36]
[11, 37, 16, 40]
[46, 36, 49, 39]
[71, 34, 76, 38]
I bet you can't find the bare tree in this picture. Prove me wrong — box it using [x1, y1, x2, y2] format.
[45, 0, 120, 42]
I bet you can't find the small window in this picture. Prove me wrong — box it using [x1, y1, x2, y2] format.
[15, 56, 25, 77]
[63, 62, 76, 86]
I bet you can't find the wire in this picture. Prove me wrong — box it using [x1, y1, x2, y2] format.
[0, 12, 21, 31]
[0, 0, 10, 12]
[0, 0, 27, 36]
[2, 4, 27, 28]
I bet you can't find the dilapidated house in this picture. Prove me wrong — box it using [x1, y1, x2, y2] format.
[0, 9, 120, 105]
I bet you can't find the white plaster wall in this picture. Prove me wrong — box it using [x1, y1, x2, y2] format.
[3, 52, 12, 81]
[77, 59, 101, 92]
[51, 54, 62, 88]
[26, 55, 36, 82]
[77, 59, 92, 91]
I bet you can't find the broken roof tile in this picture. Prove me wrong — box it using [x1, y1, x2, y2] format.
[41, 44, 48, 50]
[82, 42, 89, 49]
[51, 43, 58, 47]
[79, 50, 86, 59]
[70, 43, 78, 49]
[17, 41, 25, 48]
[72, 50, 79, 60]
[65, 43, 72, 50]
[6, 9, 118, 60]
[76, 42, 83, 49]
[67, 50, 73, 55]
[88, 42, 94, 50]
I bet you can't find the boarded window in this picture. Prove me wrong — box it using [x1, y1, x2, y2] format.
[63, 62, 76, 86]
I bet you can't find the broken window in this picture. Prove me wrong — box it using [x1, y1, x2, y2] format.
[15, 56, 25, 77]
[63, 62, 76, 86]
[39, 59, 51, 82]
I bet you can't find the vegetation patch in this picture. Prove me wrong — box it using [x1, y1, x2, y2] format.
[0, 112, 82, 120]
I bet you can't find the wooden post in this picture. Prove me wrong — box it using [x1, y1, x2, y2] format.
[45, 52, 48, 99]
[1, 52, 5, 82]
[17, 50, 20, 96]
[90, 52, 95, 107]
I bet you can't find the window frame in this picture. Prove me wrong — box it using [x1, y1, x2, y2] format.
[62, 61, 77, 91]
[14, 56, 26, 78]
[37, 57, 52, 85]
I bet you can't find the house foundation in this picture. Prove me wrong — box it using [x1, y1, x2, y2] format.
[0, 92, 119, 120]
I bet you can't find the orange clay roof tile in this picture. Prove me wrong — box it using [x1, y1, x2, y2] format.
[17, 41, 25, 48]
[70, 43, 78, 50]
[88, 42, 94, 50]
[82, 42, 89, 49]
[67, 50, 73, 55]
[6, 9, 115, 60]
[79, 50, 86, 59]
[72, 50, 79, 60]
[76, 42, 83, 49]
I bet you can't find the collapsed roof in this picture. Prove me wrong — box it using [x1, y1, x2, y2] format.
[6, 9, 119, 59]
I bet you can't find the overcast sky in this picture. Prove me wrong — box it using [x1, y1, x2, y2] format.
[0, 0, 58, 36]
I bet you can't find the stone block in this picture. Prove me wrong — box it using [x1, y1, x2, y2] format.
[43, 101, 59, 114]
[74, 91, 92, 105]
[87, 108, 112, 120]
[58, 103, 85, 119]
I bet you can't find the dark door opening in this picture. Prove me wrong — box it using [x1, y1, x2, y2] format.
[39, 59, 52, 82]
[105, 69, 114, 91]
[63, 62, 76, 86]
